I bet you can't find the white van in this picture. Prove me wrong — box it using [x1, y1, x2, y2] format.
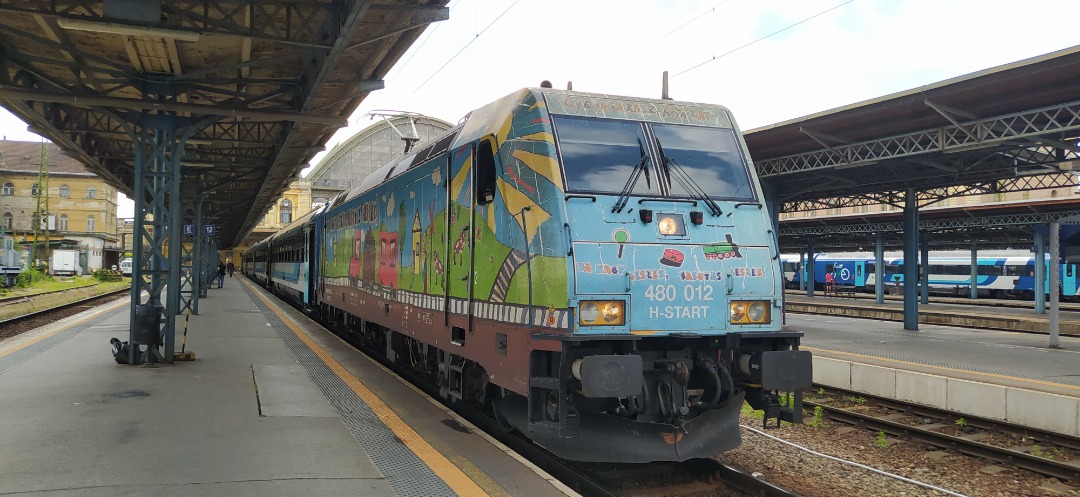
[119, 259, 132, 277]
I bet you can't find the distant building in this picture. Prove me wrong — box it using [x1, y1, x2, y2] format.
[233, 113, 453, 259]
[0, 140, 120, 272]
[307, 113, 454, 208]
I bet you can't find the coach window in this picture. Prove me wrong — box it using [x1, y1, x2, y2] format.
[475, 138, 497, 205]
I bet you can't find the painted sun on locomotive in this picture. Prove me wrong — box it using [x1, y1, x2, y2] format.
[255, 87, 812, 463]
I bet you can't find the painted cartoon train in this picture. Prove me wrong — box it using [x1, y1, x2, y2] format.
[246, 86, 812, 463]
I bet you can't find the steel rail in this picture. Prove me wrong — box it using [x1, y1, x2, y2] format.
[806, 388, 1080, 481]
[0, 287, 129, 328]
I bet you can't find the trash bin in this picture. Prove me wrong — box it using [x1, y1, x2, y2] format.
[133, 303, 163, 345]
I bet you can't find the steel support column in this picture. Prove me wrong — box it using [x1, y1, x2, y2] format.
[127, 122, 183, 364]
[970, 241, 979, 301]
[903, 189, 919, 330]
[178, 195, 197, 315]
[805, 239, 815, 298]
[875, 232, 884, 303]
[1050, 221, 1060, 347]
[920, 233, 929, 305]
[1035, 232, 1046, 313]
[799, 249, 806, 291]
[762, 180, 783, 325]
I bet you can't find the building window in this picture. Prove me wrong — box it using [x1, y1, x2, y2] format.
[2, 212, 11, 229]
[87, 214, 95, 232]
[31, 183, 39, 196]
[279, 199, 292, 224]
[59, 184, 70, 198]
[1, 183, 12, 196]
[59, 214, 68, 231]
[86, 186, 97, 199]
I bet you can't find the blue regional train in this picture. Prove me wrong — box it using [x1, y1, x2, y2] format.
[781, 252, 1080, 300]
[245, 86, 812, 463]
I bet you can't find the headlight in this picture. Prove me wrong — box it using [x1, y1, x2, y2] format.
[730, 300, 770, 324]
[601, 303, 622, 323]
[579, 300, 626, 326]
[656, 214, 685, 236]
[730, 302, 746, 322]
[580, 302, 599, 322]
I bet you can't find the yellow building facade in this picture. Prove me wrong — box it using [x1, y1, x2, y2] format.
[0, 140, 120, 272]
[226, 179, 312, 263]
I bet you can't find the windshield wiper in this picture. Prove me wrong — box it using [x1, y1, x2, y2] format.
[656, 141, 722, 216]
[612, 138, 651, 213]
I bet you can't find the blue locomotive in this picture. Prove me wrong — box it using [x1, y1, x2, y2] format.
[248, 87, 812, 463]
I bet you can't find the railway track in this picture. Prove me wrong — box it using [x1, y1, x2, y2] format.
[806, 385, 1080, 482]
[292, 291, 800, 497]
[0, 286, 130, 341]
[355, 333, 801, 496]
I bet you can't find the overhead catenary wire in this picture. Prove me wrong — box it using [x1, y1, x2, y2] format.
[629, 0, 856, 96]
[413, 0, 521, 92]
[385, 0, 462, 82]
[673, 0, 855, 79]
[624, 1, 734, 59]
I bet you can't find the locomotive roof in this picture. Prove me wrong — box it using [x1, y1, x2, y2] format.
[330, 87, 741, 208]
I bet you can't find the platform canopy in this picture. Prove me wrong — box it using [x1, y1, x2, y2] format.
[0, 1, 448, 246]
[746, 44, 1080, 212]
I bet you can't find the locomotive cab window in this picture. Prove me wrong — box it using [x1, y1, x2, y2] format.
[651, 124, 755, 201]
[553, 115, 658, 195]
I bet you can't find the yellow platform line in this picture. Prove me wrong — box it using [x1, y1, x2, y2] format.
[805, 345, 1080, 393]
[248, 283, 491, 497]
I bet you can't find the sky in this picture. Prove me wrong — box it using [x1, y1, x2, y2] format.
[3, 0, 1079, 218]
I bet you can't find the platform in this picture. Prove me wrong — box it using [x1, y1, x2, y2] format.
[0, 278, 575, 497]
[786, 302, 1080, 439]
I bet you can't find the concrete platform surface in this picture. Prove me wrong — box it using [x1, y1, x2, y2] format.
[0, 278, 575, 497]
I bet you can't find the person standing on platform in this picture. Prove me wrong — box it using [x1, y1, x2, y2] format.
[226, 261, 235, 277]
[825, 271, 834, 293]
[217, 261, 226, 288]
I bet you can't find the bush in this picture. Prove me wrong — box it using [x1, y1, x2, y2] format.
[93, 268, 123, 282]
[16, 267, 48, 287]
